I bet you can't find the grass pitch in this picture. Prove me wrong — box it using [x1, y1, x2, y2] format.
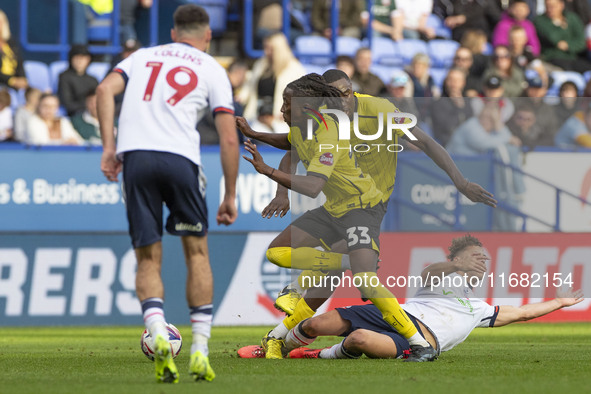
[1, 323, 590, 394]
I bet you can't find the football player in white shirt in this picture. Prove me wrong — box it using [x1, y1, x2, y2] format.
[97, 4, 239, 383]
[237, 235, 584, 360]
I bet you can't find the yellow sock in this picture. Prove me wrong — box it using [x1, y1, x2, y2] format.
[266, 247, 344, 271]
[353, 272, 418, 339]
[298, 270, 327, 290]
[282, 298, 315, 330]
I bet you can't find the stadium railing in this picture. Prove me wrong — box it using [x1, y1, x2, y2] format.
[388, 151, 591, 232]
[19, 0, 160, 60]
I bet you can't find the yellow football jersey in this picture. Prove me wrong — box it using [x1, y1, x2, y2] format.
[288, 117, 384, 218]
[350, 93, 410, 200]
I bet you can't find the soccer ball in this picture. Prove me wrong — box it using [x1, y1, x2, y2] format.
[140, 323, 183, 361]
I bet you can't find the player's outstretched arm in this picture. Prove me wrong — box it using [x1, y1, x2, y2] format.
[243, 140, 325, 198]
[404, 127, 497, 208]
[261, 150, 297, 218]
[97, 72, 126, 182]
[215, 112, 239, 225]
[494, 288, 584, 327]
[236, 116, 290, 150]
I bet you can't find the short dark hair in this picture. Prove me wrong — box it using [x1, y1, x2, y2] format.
[323, 69, 350, 83]
[559, 81, 578, 96]
[336, 55, 354, 66]
[173, 4, 209, 32]
[447, 235, 483, 261]
[228, 58, 248, 73]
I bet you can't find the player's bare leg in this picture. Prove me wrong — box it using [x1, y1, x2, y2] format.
[182, 235, 215, 381]
[136, 242, 179, 383]
[348, 248, 436, 362]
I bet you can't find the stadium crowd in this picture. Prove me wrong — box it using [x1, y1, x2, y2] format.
[1, 0, 591, 150]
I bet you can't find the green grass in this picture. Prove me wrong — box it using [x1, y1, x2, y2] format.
[1, 323, 590, 394]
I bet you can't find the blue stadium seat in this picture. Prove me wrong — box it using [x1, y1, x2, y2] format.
[549, 71, 587, 95]
[8, 88, 25, 110]
[49, 60, 69, 94]
[430, 67, 448, 89]
[428, 39, 459, 68]
[370, 65, 402, 85]
[336, 36, 362, 57]
[87, 62, 112, 83]
[301, 63, 326, 75]
[23, 61, 51, 92]
[584, 70, 591, 82]
[87, 9, 112, 42]
[426, 14, 451, 39]
[191, 0, 228, 35]
[397, 39, 429, 65]
[366, 37, 401, 67]
[294, 35, 332, 65]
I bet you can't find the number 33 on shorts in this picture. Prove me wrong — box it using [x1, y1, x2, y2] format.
[346, 226, 370, 246]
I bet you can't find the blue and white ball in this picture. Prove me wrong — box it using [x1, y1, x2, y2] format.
[140, 323, 183, 361]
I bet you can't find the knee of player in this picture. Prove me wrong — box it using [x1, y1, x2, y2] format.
[345, 329, 370, 350]
[266, 247, 292, 268]
[301, 317, 322, 337]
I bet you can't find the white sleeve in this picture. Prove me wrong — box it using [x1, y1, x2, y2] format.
[60, 118, 83, 145]
[208, 62, 234, 117]
[25, 116, 49, 145]
[476, 302, 500, 328]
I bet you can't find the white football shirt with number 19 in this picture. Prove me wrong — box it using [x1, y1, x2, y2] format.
[113, 42, 234, 166]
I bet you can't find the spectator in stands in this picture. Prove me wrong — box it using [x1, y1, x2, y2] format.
[335, 55, 361, 92]
[433, 0, 502, 42]
[120, 0, 152, 44]
[0, 9, 27, 90]
[507, 25, 549, 88]
[555, 80, 580, 125]
[555, 100, 591, 148]
[452, 46, 481, 96]
[507, 101, 545, 149]
[447, 100, 520, 154]
[0, 88, 12, 141]
[407, 53, 439, 97]
[522, 73, 559, 145]
[493, 0, 541, 56]
[460, 29, 490, 77]
[249, 99, 279, 135]
[432, 67, 473, 146]
[564, 0, 591, 24]
[483, 45, 527, 97]
[14, 87, 41, 142]
[253, 0, 306, 47]
[361, 0, 399, 40]
[352, 47, 386, 96]
[384, 69, 415, 103]
[472, 76, 515, 122]
[227, 59, 249, 118]
[392, 0, 435, 40]
[311, 0, 365, 39]
[70, 90, 101, 145]
[447, 100, 525, 231]
[58, 45, 99, 116]
[25, 93, 82, 146]
[534, 0, 591, 73]
[237, 33, 305, 132]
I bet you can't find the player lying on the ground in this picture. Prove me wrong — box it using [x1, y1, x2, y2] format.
[238, 235, 584, 360]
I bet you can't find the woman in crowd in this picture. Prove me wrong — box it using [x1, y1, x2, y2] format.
[483, 45, 526, 97]
[25, 93, 82, 146]
[237, 32, 305, 133]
